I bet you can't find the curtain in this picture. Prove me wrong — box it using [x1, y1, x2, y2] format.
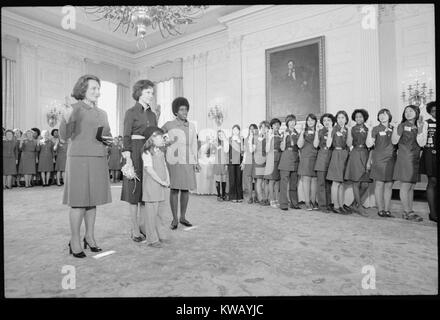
[155, 77, 184, 128]
[2, 56, 16, 129]
[117, 83, 129, 136]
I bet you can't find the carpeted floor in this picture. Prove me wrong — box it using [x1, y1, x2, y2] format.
[3, 183, 438, 297]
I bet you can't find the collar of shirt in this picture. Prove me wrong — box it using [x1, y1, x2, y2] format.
[136, 102, 151, 112]
[176, 117, 189, 127]
[80, 100, 94, 110]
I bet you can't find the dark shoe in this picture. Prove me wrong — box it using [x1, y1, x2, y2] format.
[312, 202, 319, 210]
[291, 204, 301, 209]
[260, 199, 269, 206]
[179, 219, 192, 227]
[407, 212, 423, 222]
[170, 220, 178, 230]
[280, 207, 288, 211]
[378, 210, 386, 217]
[83, 238, 102, 252]
[337, 207, 350, 215]
[131, 235, 144, 242]
[329, 206, 339, 214]
[68, 242, 86, 258]
[343, 204, 353, 213]
[384, 211, 394, 218]
[140, 230, 146, 238]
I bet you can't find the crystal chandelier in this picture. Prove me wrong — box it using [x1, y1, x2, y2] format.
[401, 80, 434, 107]
[83, 6, 208, 49]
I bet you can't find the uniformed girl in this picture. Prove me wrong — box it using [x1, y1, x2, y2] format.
[298, 113, 319, 210]
[18, 130, 39, 188]
[264, 118, 282, 208]
[3, 130, 18, 189]
[54, 137, 67, 186]
[345, 109, 371, 215]
[278, 114, 300, 211]
[366, 108, 395, 218]
[37, 130, 55, 186]
[213, 129, 229, 201]
[13, 129, 22, 187]
[419, 101, 436, 222]
[241, 124, 258, 203]
[313, 113, 335, 212]
[253, 121, 270, 206]
[326, 110, 350, 214]
[392, 104, 425, 221]
[108, 137, 123, 183]
[228, 125, 244, 203]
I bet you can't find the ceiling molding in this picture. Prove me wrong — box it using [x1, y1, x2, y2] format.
[217, 5, 275, 24]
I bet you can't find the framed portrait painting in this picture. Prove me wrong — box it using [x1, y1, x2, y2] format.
[266, 36, 326, 121]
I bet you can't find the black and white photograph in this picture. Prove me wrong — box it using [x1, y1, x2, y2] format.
[1, 3, 438, 306]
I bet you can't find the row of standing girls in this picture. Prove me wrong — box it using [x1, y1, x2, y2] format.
[3, 128, 67, 188]
[210, 102, 436, 223]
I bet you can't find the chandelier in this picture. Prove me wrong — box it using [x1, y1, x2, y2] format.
[83, 6, 207, 49]
[401, 80, 434, 107]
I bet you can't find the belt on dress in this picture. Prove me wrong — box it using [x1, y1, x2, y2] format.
[321, 147, 329, 150]
[131, 135, 146, 140]
[354, 145, 366, 148]
[334, 147, 344, 150]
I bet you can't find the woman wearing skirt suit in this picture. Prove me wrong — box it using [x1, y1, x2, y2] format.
[392, 105, 425, 222]
[241, 124, 258, 203]
[3, 130, 18, 189]
[19, 130, 39, 188]
[108, 137, 122, 183]
[297, 114, 319, 211]
[344, 109, 371, 215]
[37, 130, 55, 186]
[60, 74, 112, 258]
[313, 113, 335, 212]
[121, 80, 158, 242]
[326, 111, 350, 214]
[54, 138, 67, 186]
[278, 115, 300, 211]
[366, 108, 396, 218]
[419, 101, 437, 222]
[162, 97, 200, 229]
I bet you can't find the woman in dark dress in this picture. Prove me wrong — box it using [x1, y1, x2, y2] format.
[326, 111, 350, 214]
[419, 101, 437, 222]
[37, 130, 55, 186]
[241, 124, 258, 203]
[313, 113, 335, 212]
[3, 130, 18, 189]
[13, 129, 23, 187]
[264, 119, 282, 208]
[278, 114, 300, 211]
[121, 80, 158, 242]
[392, 105, 425, 222]
[297, 113, 319, 210]
[345, 109, 371, 215]
[19, 130, 39, 188]
[366, 108, 396, 218]
[54, 138, 67, 186]
[60, 74, 112, 258]
[161, 97, 200, 229]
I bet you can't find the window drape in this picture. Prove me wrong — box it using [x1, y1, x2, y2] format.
[2, 56, 16, 129]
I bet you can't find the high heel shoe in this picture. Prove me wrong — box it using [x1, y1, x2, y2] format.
[68, 242, 86, 258]
[83, 238, 102, 252]
[170, 220, 178, 230]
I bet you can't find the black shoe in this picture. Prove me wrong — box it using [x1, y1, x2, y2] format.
[343, 204, 353, 213]
[68, 242, 86, 258]
[280, 207, 288, 211]
[83, 238, 102, 252]
[170, 221, 178, 230]
[131, 235, 144, 242]
[140, 230, 146, 238]
[291, 204, 301, 209]
[312, 202, 319, 210]
[337, 207, 350, 215]
[179, 219, 193, 227]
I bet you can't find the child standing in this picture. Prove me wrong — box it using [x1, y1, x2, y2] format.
[108, 137, 123, 183]
[141, 127, 170, 248]
[228, 125, 244, 202]
[54, 138, 67, 186]
[314, 113, 335, 212]
[366, 108, 395, 218]
[326, 111, 350, 214]
[241, 124, 258, 203]
[214, 129, 229, 201]
[37, 130, 55, 186]
[297, 114, 319, 210]
[278, 115, 300, 211]
[18, 130, 39, 188]
[3, 130, 18, 189]
[392, 105, 425, 221]
[264, 118, 282, 208]
[253, 121, 270, 206]
[345, 109, 371, 215]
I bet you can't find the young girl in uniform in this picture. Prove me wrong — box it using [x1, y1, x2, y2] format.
[298, 113, 319, 210]
[3, 130, 18, 189]
[214, 129, 229, 201]
[345, 109, 371, 215]
[38, 130, 55, 186]
[278, 114, 300, 211]
[19, 130, 39, 188]
[228, 125, 244, 203]
[241, 124, 258, 203]
[141, 127, 170, 248]
[54, 137, 67, 186]
[392, 105, 425, 222]
[326, 110, 350, 214]
[366, 108, 395, 218]
[253, 121, 270, 206]
[419, 101, 437, 222]
[108, 137, 123, 183]
[314, 113, 335, 212]
[264, 118, 282, 208]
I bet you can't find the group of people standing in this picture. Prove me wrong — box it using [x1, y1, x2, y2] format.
[3, 127, 67, 188]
